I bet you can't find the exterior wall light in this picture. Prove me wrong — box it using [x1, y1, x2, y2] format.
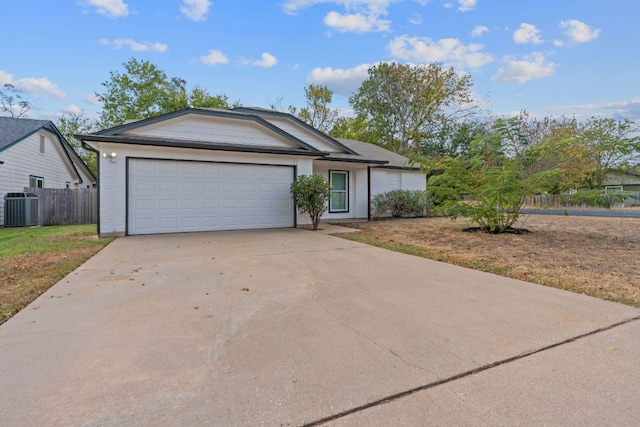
[102, 152, 117, 162]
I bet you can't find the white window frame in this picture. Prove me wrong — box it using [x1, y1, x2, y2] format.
[329, 170, 349, 213]
[29, 175, 44, 188]
[39, 134, 45, 155]
[605, 186, 623, 192]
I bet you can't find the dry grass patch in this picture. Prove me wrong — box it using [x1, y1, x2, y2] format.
[336, 215, 640, 307]
[0, 225, 113, 325]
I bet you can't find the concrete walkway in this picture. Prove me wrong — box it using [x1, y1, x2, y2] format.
[1, 228, 638, 426]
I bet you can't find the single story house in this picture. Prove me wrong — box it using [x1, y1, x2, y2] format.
[78, 107, 426, 237]
[0, 117, 96, 226]
[602, 169, 640, 192]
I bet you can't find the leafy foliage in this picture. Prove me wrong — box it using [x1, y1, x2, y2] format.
[97, 58, 238, 129]
[290, 175, 332, 230]
[372, 190, 428, 219]
[55, 111, 98, 176]
[349, 62, 478, 155]
[297, 84, 340, 134]
[427, 120, 566, 233]
[425, 115, 637, 233]
[579, 116, 640, 188]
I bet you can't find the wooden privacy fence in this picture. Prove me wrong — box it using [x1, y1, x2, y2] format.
[523, 192, 640, 208]
[24, 187, 97, 225]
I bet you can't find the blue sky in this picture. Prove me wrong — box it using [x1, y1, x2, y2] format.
[2, 0, 638, 123]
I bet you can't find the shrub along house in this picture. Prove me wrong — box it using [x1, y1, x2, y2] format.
[77, 107, 426, 237]
[0, 117, 96, 226]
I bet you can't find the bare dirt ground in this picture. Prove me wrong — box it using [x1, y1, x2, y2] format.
[336, 214, 640, 308]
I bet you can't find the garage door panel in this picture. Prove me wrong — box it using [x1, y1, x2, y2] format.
[128, 159, 294, 235]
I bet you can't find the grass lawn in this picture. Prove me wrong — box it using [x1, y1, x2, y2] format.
[0, 225, 113, 325]
[335, 215, 640, 308]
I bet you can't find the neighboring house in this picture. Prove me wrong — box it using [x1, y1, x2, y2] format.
[77, 107, 426, 237]
[602, 169, 640, 192]
[0, 117, 96, 226]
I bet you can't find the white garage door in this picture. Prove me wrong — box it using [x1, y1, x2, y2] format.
[128, 159, 295, 235]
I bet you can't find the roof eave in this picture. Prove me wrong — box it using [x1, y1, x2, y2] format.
[76, 134, 327, 157]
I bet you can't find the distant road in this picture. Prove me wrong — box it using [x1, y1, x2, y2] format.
[522, 208, 640, 218]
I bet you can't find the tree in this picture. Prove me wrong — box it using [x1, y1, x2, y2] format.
[297, 84, 340, 134]
[97, 58, 237, 129]
[0, 84, 35, 118]
[330, 115, 376, 141]
[55, 111, 98, 176]
[349, 62, 478, 155]
[290, 175, 331, 230]
[425, 117, 600, 233]
[579, 117, 640, 188]
[419, 120, 488, 159]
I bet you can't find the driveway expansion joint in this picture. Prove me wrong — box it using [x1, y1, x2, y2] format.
[302, 314, 640, 427]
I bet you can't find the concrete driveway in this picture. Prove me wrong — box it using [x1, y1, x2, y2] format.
[1, 228, 639, 426]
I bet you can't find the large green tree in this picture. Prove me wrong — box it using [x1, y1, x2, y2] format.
[55, 111, 98, 176]
[578, 117, 640, 188]
[296, 84, 340, 134]
[349, 62, 478, 155]
[97, 58, 237, 129]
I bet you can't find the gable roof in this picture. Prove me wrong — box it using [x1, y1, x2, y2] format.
[77, 108, 423, 171]
[0, 117, 51, 151]
[233, 107, 359, 155]
[0, 116, 95, 182]
[84, 108, 322, 154]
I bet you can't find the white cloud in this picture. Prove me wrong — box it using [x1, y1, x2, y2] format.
[180, 0, 211, 21]
[199, 49, 229, 66]
[307, 63, 373, 96]
[553, 39, 564, 47]
[513, 23, 543, 44]
[251, 52, 278, 68]
[324, 10, 390, 32]
[560, 19, 600, 43]
[471, 25, 488, 37]
[409, 13, 422, 25]
[282, 0, 398, 15]
[63, 104, 83, 115]
[388, 35, 493, 68]
[552, 98, 640, 118]
[79, 0, 129, 18]
[83, 93, 101, 105]
[457, 0, 476, 12]
[100, 38, 168, 52]
[0, 70, 65, 98]
[281, 0, 421, 33]
[0, 70, 13, 86]
[491, 52, 556, 83]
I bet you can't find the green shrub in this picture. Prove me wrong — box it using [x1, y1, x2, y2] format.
[372, 190, 428, 219]
[290, 174, 332, 230]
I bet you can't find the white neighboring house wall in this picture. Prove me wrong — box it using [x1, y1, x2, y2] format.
[0, 130, 86, 226]
[94, 142, 315, 236]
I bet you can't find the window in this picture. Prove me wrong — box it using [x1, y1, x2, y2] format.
[66, 181, 71, 189]
[29, 175, 44, 188]
[605, 186, 623, 192]
[329, 170, 348, 212]
[39, 135, 45, 155]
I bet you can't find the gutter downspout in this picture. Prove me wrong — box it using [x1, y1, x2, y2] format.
[80, 138, 101, 236]
[367, 166, 371, 221]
